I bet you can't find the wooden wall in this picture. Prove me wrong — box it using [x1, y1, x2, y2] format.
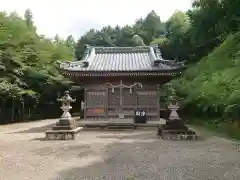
[83, 80, 160, 121]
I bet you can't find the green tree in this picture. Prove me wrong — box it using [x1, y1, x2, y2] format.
[0, 10, 73, 123]
[24, 8, 33, 27]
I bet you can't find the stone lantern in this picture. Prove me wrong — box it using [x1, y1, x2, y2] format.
[159, 89, 197, 140]
[55, 90, 76, 128]
[168, 95, 181, 121]
[163, 87, 187, 130]
[45, 90, 82, 140]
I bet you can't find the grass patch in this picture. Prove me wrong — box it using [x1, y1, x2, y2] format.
[187, 117, 240, 140]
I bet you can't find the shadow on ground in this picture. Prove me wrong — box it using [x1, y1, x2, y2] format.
[12, 121, 83, 134]
[54, 140, 164, 180]
[96, 131, 158, 140]
[10, 123, 55, 134]
[53, 134, 240, 180]
[31, 144, 93, 157]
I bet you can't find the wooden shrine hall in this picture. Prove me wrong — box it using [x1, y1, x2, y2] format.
[58, 45, 184, 126]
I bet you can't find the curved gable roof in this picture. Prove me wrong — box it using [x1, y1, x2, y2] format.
[58, 45, 184, 72]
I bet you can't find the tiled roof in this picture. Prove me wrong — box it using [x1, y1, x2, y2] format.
[59, 45, 184, 72]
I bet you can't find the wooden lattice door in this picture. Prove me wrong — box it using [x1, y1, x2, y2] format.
[85, 90, 107, 119]
[108, 88, 121, 118]
[122, 87, 137, 119]
[136, 90, 159, 121]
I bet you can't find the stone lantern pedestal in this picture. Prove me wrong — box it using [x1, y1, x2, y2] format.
[158, 96, 198, 140]
[164, 102, 187, 130]
[45, 90, 82, 140]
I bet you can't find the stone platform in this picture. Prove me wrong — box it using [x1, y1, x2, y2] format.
[158, 128, 198, 140]
[79, 118, 166, 128]
[156, 117, 199, 140]
[45, 127, 83, 140]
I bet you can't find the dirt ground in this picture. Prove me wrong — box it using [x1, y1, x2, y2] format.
[1, 119, 240, 180]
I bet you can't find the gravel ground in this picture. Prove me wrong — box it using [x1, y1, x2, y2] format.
[1, 120, 240, 180]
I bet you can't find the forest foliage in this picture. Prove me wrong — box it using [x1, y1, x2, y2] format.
[0, 0, 240, 123]
[0, 10, 74, 122]
[173, 32, 240, 119]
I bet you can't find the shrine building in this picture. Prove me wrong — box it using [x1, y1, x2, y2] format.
[58, 45, 184, 123]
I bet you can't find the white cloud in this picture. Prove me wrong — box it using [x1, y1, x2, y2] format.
[0, 0, 192, 39]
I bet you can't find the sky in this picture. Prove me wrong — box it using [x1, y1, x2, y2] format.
[1, 0, 192, 39]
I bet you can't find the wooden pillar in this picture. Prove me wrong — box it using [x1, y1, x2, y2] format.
[157, 84, 160, 120]
[84, 87, 87, 119]
[105, 86, 108, 119]
[119, 80, 123, 115]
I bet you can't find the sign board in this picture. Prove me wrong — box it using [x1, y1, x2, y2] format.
[134, 110, 147, 123]
[87, 108, 105, 114]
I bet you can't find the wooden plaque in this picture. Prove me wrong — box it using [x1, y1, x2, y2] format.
[134, 110, 147, 123]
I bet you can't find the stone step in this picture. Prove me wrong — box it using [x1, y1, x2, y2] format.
[106, 125, 135, 131]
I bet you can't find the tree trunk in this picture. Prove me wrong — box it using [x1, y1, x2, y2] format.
[22, 100, 25, 121]
[28, 108, 31, 118]
[11, 97, 14, 122]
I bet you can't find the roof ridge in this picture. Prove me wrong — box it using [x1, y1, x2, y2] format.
[92, 45, 150, 49]
[93, 46, 150, 54]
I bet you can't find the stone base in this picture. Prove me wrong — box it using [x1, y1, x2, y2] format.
[45, 127, 83, 140]
[163, 119, 187, 130]
[157, 128, 198, 140]
[51, 126, 75, 130]
[56, 118, 75, 127]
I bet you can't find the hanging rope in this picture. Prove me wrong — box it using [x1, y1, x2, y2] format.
[100, 82, 143, 93]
